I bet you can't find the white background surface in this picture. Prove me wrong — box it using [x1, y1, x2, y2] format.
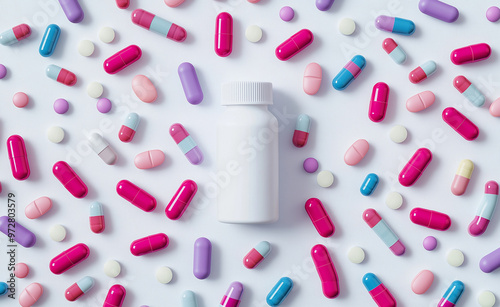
[1, 0, 500, 306]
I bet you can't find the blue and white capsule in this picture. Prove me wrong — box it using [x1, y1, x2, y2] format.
[438, 280, 464, 307]
[39, 24, 60, 57]
[332, 55, 366, 91]
[382, 38, 406, 64]
[182, 290, 198, 307]
[292, 114, 311, 148]
[266, 277, 293, 306]
[361, 173, 379, 196]
[454, 76, 485, 107]
[119, 113, 140, 143]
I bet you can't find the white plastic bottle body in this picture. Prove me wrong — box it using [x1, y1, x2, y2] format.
[217, 105, 279, 223]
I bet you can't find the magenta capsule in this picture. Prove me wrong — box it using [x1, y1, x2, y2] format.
[116, 180, 157, 212]
[103, 285, 126, 307]
[103, 45, 142, 74]
[243, 241, 271, 269]
[0, 24, 31, 46]
[215, 12, 233, 57]
[442, 107, 479, 141]
[49, 243, 90, 274]
[275, 29, 314, 61]
[305, 198, 335, 238]
[165, 180, 197, 220]
[131, 9, 186, 42]
[53, 161, 88, 198]
[130, 233, 169, 256]
[399, 148, 432, 187]
[369, 82, 390, 122]
[46, 64, 77, 86]
[409, 60, 437, 83]
[7, 135, 30, 181]
[292, 114, 311, 148]
[410, 207, 451, 231]
[170, 123, 203, 165]
[451, 43, 491, 65]
[469, 181, 499, 236]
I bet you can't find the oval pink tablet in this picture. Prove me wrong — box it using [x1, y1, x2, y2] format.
[490, 97, 500, 117]
[134, 150, 165, 169]
[406, 91, 435, 112]
[411, 270, 434, 294]
[132, 75, 157, 103]
[19, 282, 43, 307]
[164, 0, 185, 7]
[25, 196, 52, 219]
[303, 62, 322, 95]
[344, 139, 369, 166]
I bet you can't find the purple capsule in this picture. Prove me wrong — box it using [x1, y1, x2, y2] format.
[178, 62, 203, 105]
[480, 247, 500, 273]
[316, 0, 334, 11]
[418, 0, 459, 23]
[193, 237, 211, 279]
[58, 0, 84, 23]
[0, 216, 36, 247]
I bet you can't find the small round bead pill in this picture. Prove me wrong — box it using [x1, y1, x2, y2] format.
[248, 0, 260, 3]
[87, 81, 104, 98]
[99, 27, 115, 43]
[156, 266, 173, 284]
[54, 98, 69, 114]
[49, 224, 67, 242]
[486, 6, 500, 22]
[478, 290, 496, 307]
[303, 157, 319, 173]
[423, 236, 437, 251]
[104, 260, 121, 278]
[0, 64, 7, 79]
[279, 6, 294, 22]
[47, 126, 65, 143]
[78, 40, 95, 56]
[348, 246, 365, 264]
[13, 92, 29, 108]
[339, 18, 356, 35]
[14, 263, 29, 278]
[97, 98, 112, 113]
[390, 125, 408, 143]
[317, 170, 334, 188]
[245, 25, 263, 43]
[447, 249, 464, 267]
[385, 191, 403, 209]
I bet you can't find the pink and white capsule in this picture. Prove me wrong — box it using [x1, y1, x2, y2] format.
[382, 38, 406, 64]
[468, 181, 499, 236]
[453, 75, 485, 107]
[119, 113, 140, 143]
[65, 276, 94, 301]
[363, 208, 405, 256]
[89, 202, 105, 234]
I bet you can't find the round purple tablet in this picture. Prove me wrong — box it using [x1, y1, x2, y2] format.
[423, 236, 437, 251]
[303, 157, 319, 173]
[54, 98, 69, 114]
[0, 64, 7, 79]
[486, 6, 500, 22]
[97, 98, 112, 113]
[280, 6, 294, 22]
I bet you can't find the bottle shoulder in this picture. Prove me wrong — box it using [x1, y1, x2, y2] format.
[219, 106, 277, 125]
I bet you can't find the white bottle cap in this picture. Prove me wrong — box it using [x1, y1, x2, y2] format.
[221, 81, 273, 106]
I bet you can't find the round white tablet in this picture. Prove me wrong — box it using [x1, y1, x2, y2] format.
[87, 82, 104, 98]
[156, 266, 173, 284]
[447, 249, 464, 267]
[390, 125, 408, 143]
[478, 290, 496, 307]
[47, 126, 65, 143]
[348, 246, 365, 264]
[49, 224, 66, 242]
[99, 27, 115, 43]
[385, 191, 403, 209]
[317, 170, 334, 188]
[339, 18, 356, 35]
[245, 25, 263, 43]
[104, 260, 121, 278]
[78, 40, 95, 57]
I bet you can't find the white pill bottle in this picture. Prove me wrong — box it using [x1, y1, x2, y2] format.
[217, 81, 279, 223]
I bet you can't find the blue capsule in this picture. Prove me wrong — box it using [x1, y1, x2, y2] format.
[266, 277, 293, 306]
[361, 173, 379, 196]
[39, 24, 60, 57]
[181, 290, 198, 307]
[438, 280, 464, 306]
[332, 55, 366, 91]
[0, 281, 7, 296]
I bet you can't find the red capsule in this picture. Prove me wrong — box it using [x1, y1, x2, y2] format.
[410, 207, 451, 231]
[7, 135, 30, 180]
[450, 43, 491, 65]
[215, 12, 233, 57]
[53, 161, 88, 198]
[275, 29, 314, 61]
[116, 179, 157, 212]
[369, 82, 389, 122]
[442, 107, 479, 141]
[165, 180, 197, 220]
[130, 233, 169, 256]
[311, 244, 339, 299]
[49, 243, 90, 274]
[305, 198, 335, 237]
[103, 45, 142, 74]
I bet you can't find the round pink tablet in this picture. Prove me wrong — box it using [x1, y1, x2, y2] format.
[19, 283, 43, 307]
[489, 97, 500, 117]
[134, 150, 165, 169]
[406, 91, 435, 112]
[15, 263, 29, 278]
[132, 75, 157, 103]
[13, 92, 29, 108]
[411, 270, 434, 294]
[303, 62, 322, 95]
[486, 7, 500, 22]
[164, 0, 185, 7]
[25, 196, 52, 219]
[344, 139, 369, 166]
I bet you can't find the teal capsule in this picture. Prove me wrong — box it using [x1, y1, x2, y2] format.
[39, 24, 60, 57]
[360, 173, 379, 196]
[182, 290, 198, 307]
[0, 282, 7, 296]
[266, 277, 293, 306]
[332, 55, 366, 90]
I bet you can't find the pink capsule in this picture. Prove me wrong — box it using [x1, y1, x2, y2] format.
[89, 202, 105, 234]
[130, 233, 169, 256]
[131, 9, 186, 42]
[170, 123, 203, 165]
[243, 241, 271, 269]
[275, 29, 314, 61]
[369, 82, 390, 122]
[65, 276, 94, 301]
[409, 60, 437, 84]
[115, 0, 129, 9]
[0, 24, 31, 45]
[410, 207, 451, 231]
[165, 180, 197, 220]
[293, 114, 311, 148]
[103, 285, 126, 307]
[399, 148, 432, 187]
[103, 45, 142, 74]
[468, 181, 499, 236]
[49, 243, 90, 274]
[382, 38, 406, 64]
[363, 208, 405, 256]
[116, 180, 157, 212]
[311, 244, 339, 298]
[451, 159, 474, 196]
[305, 198, 335, 238]
[442, 107, 479, 141]
[7, 135, 30, 180]
[450, 43, 491, 65]
[46, 64, 77, 86]
[53, 161, 88, 198]
[215, 12, 233, 57]
[118, 113, 140, 142]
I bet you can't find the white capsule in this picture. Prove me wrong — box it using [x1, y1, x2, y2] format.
[88, 133, 117, 165]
